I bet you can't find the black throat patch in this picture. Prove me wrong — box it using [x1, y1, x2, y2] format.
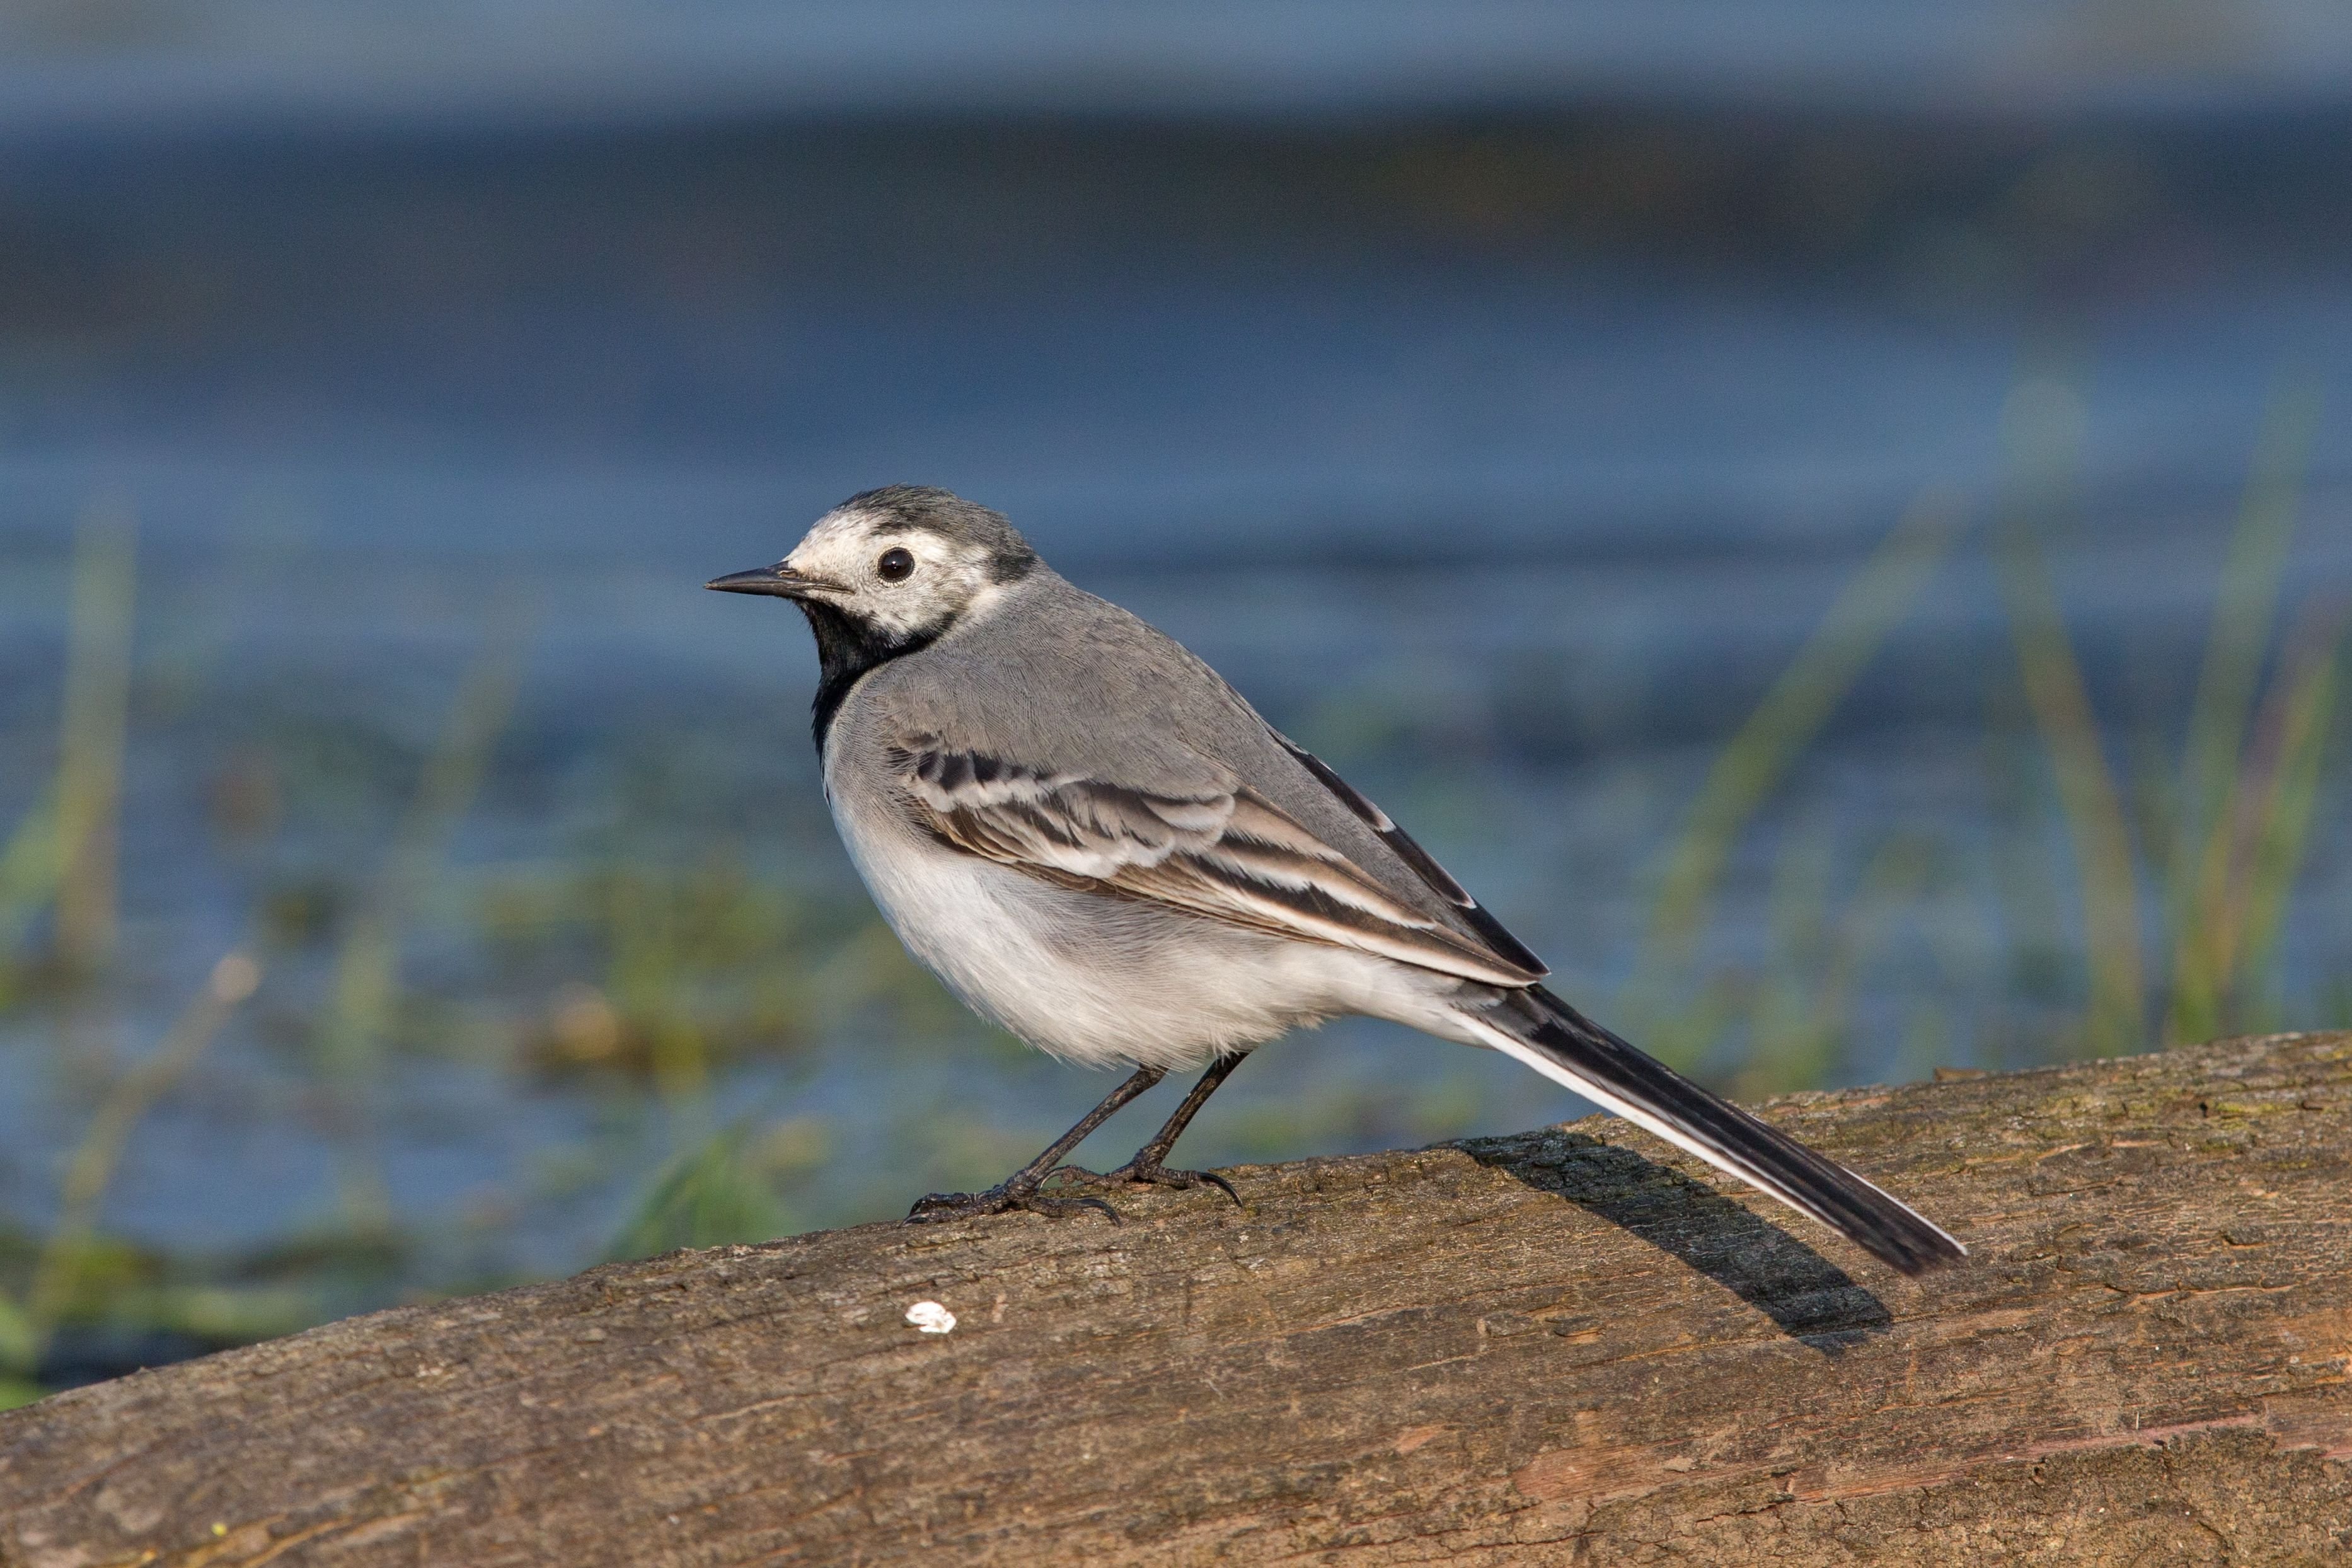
[802, 601, 938, 751]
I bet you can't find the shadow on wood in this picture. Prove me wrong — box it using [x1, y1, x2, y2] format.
[3, 1032, 2349, 1566]
[1462, 1133, 1895, 1353]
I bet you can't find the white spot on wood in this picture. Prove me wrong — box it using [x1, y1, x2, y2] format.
[905, 1301, 957, 1335]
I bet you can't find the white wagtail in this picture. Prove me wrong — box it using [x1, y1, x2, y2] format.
[709, 486, 1964, 1274]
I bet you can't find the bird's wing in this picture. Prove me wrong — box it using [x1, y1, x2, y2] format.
[887, 736, 1543, 987]
[1265, 731, 1550, 979]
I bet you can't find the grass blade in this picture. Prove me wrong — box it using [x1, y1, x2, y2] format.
[1629, 487, 1964, 1056]
[52, 501, 137, 981]
[0, 785, 62, 969]
[606, 1122, 788, 1262]
[2172, 376, 2322, 877]
[317, 628, 527, 1231]
[2164, 377, 2322, 1040]
[18, 952, 262, 1369]
[1993, 377, 2145, 1057]
[2215, 604, 2346, 1029]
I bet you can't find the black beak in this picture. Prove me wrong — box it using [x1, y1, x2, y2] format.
[705, 562, 835, 599]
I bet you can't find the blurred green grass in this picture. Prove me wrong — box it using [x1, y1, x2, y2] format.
[0, 376, 2343, 1408]
[1619, 369, 2338, 1104]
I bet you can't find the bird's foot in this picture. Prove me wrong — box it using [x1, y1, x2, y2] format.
[905, 1182, 1122, 1226]
[1047, 1159, 1242, 1208]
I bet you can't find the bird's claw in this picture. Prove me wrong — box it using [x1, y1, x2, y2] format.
[1125, 1163, 1242, 1206]
[905, 1185, 1123, 1225]
[1045, 1161, 1242, 1208]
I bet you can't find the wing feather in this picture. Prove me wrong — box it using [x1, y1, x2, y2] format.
[1270, 732, 1549, 977]
[891, 738, 1542, 986]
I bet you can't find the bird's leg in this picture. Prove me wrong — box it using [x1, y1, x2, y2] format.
[1056, 1052, 1248, 1206]
[907, 1065, 1165, 1225]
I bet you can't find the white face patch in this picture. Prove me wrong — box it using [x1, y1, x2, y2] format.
[783, 509, 1003, 640]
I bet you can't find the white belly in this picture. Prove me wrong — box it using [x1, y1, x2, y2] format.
[826, 782, 1470, 1069]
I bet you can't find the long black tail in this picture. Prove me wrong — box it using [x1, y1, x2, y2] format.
[1463, 985, 1964, 1276]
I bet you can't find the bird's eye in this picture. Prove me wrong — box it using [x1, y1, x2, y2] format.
[876, 546, 916, 582]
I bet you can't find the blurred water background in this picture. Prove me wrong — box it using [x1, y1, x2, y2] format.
[3, 1, 2351, 1400]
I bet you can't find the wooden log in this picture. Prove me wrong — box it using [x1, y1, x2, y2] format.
[4, 1032, 2349, 1566]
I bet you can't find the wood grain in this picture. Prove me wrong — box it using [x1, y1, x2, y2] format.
[4, 1032, 2349, 1565]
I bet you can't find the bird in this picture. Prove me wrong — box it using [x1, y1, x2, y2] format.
[708, 485, 1966, 1275]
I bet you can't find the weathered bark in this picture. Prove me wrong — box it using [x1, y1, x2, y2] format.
[4, 1032, 2350, 1566]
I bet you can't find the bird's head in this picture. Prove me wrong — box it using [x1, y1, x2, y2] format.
[706, 485, 1038, 645]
